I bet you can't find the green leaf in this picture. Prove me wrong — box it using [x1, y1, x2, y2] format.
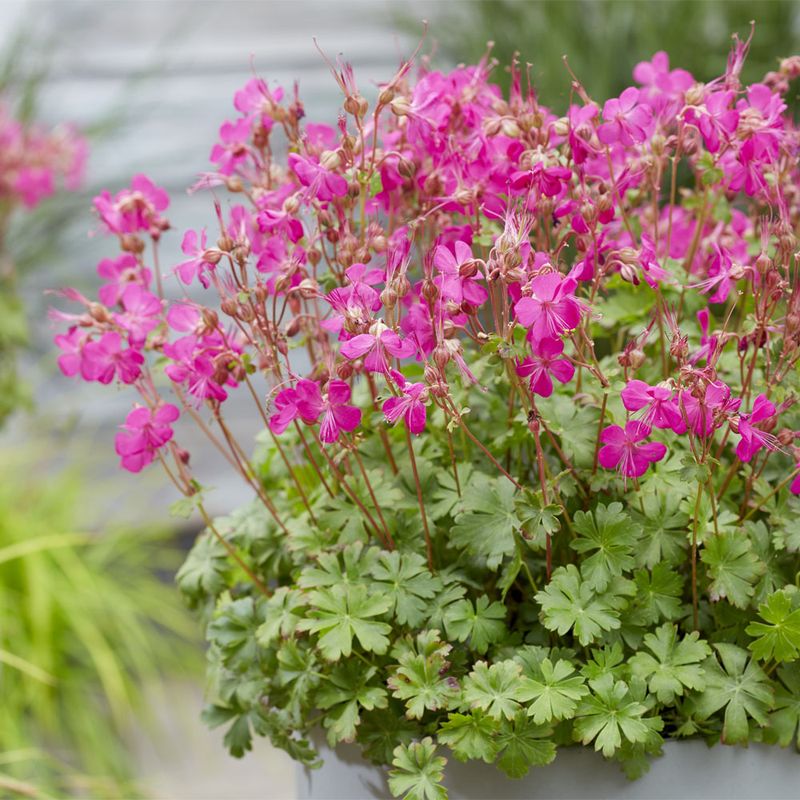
[632, 564, 683, 625]
[256, 587, 306, 647]
[208, 596, 263, 667]
[536, 565, 621, 646]
[388, 631, 460, 719]
[571, 502, 639, 591]
[299, 585, 392, 660]
[429, 465, 474, 521]
[695, 644, 773, 745]
[370, 550, 442, 627]
[746, 588, 800, 663]
[515, 492, 563, 549]
[451, 478, 520, 569]
[765, 664, 800, 749]
[495, 713, 556, 778]
[701, 532, 765, 609]
[388, 738, 448, 800]
[574, 674, 657, 757]
[298, 542, 379, 589]
[630, 482, 689, 568]
[629, 624, 711, 703]
[437, 712, 499, 763]
[317, 662, 388, 745]
[462, 660, 528, 721]
[444, 595, 506, 654]
[516, 657, 588, 724]
[176, 532, 230, 604]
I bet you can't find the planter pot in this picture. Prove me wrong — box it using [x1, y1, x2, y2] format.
[297, 740, 800, 799]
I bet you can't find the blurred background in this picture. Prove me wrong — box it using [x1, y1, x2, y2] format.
[0, 1, 797, 798]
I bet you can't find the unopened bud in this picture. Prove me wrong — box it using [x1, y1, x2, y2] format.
[380, 287, 398, 309]
[421, 279, 439, 304]
[433, 344, 450, 370]
[320, 149, 341, 170]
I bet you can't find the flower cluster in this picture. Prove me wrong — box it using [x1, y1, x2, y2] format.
[0, 103, 85, 210]
[52, 32, 800, 789]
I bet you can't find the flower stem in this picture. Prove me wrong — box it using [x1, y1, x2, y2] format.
[405, 426, 434, 571]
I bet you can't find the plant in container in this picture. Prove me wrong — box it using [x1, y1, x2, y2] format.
[52, 28, 800, 799]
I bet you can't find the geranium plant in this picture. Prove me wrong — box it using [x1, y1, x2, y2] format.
[53, 30, 800, 796]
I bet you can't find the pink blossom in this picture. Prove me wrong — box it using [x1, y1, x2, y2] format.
[287, 153, 347, 202]
[233, 78, 284, 128]
[339, 324, 416, 372]
[678, 380, 740, 438]
[510, 161, 572, 199]
[516, 337, 574, 398]
[113, 284, 162, 346]
[514, 272, 582, 342]
[115, 404, 180, 473]
[210, 118, 253, 175]
[93, 174, 169, 235]
[82, 331, 144, 385]
[175, 229, 217, 288]
[433, 241, 487, 307]
[736, 394, 778, 462]
[163, 336, 231, 404]
[621, 379, 684, 432]
[683, 90, 739, 153]
[598, 421, 667, 478]
[383, 370, 428, 434]
[15, 167, 54, 207]
[689, 308, 719, 366]
[97, 253, 151, 306]
[791, 467, 800, 495]
[633, 51, 693, 103]
[597, 87, 653, 146]
[54, 328, 92, 380]
[273, 379, 361, 443]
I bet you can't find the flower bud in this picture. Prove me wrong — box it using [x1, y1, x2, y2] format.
[320, 149, 341, 170]
[298, 278, 318, 299]
[421, 279, 439, 304]
[390, 97, 412, 117]
[380, 287, 398, 309]
[395, 275, 411, 298]
[220, 298, 238, 317]
[217, 234, 235, 252]
[337, 360, 355, 380]
[285, 316, 302, 337]
[433, 344, 450, 370]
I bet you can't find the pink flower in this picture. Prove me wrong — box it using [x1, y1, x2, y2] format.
[269, 379, 360, 443]
[516, 337, 574, 398]
[82, 331, 144, 385]
[54, 327, 92, 380]
[93, 174, 169, 235]
[97, 253, 151, 306]
[113, 284, 162, 346]
[288, 153, 347, 202]
[383, 370, 428, 434]
[514, 272, 582, 342]
[339, 324, 416, 373]
[163, 336, 231, 404]
[678, 380, 740, 438]
[597, 87, 653, 146]
[15, 167, 54, 207]
[736, 394, 778, 463]
[433, 241, 488, 307]
[510, 161, 572, 199]
[683, 90, 739, 153]
[598, 421, 667, 478]
[689, 308, 719, 366]
[115, 404, 180, 473]
[690, 244, 743, 304]
[175, 229, 217, 288]
[210, 118, 252, 175]
[791, 466, 800, 496]
[621, 380, 684, 432]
